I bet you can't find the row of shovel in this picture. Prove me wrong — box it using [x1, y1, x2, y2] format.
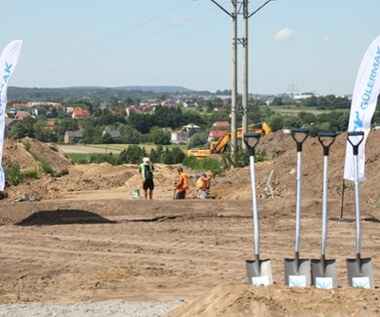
[244, 129, 374, 289]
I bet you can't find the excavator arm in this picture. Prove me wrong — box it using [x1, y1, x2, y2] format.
[187, 122, 271, 159]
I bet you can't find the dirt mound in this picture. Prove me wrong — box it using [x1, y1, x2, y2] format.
[170, 283, 380, 317]
[3, 137, 73, 176]
[2, 139, 40, 171]
[212, 129, 380, 217]
[4, 163, 139, 201]
[257, 129, 294, 158]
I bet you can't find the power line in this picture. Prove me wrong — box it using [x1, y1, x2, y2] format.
[17, 1, 207, 77]
[23, 17, 226, 87]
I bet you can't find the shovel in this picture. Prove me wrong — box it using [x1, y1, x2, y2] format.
[244, 133, 272, 286]
[285, 128, 311, 287]
[346, 131, 375, 288]
[311, 132, 337, 289]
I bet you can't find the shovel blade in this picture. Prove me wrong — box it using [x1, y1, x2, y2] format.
[246, 259, 273, 286]
[311, 259, 337, 288]
[284, 258, 311, 287]
[346, 257, 375, 288]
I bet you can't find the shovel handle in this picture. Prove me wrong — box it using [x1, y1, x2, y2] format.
[244, 133, 261, 156]
[347, 131, 364, 155]
[348, 131, 364, 256]
[292, 129, 308, 253]
[291, 128, 309, 152]
[319, 133, 336, 255]
[318, 132, 336, 156]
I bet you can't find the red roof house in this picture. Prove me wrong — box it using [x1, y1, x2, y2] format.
[212, 121, 230, 128]
[72, 107, 90, 119]
[208, 130, 228, 142]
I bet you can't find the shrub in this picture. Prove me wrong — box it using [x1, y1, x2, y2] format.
[21, 168, 40, 180]
[5, 163, 23, 186]
[22, 140, 31, 151]
[40, 159, 56, 175]
[118, 145, 147, 164]
[161, 147, 185, 164]
[89, 153, 118, 165]
[183, 156, 225, 175]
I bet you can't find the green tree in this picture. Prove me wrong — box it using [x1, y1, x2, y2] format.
[298, 112, 317, 124]
[283, 116, 303, 129]
[128, 113, 155, 133]
[58, 118, 79, 136]
[118, 145, 147, 164]
[119, 125, 141, 144]
[272, 96, 284, 106]
[149, 145, 163, 163]
[100, 132, 114, 144]
[149, 127, 171, 145]
[267, 113, 284, 132]
[187, 132, 209, 149]
[8, 122, 29, 139]
[80, 117, 103, 143]
[8, 117, 36, 139]
[337, 111, 349, 131]
[162, 147, 185, 164]
[169, 147, 185, 163]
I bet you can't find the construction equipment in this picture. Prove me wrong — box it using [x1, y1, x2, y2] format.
[187, 122, 271, 159]
[311, 132, 337, 289]
[284, 128, 311, 287]
[244, 133, 273, 286]
[346, 131, 375, 288]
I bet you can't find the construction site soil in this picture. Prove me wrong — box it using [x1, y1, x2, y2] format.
[1, 131, 380, 316]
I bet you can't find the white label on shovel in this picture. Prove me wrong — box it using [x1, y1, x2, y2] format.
[251, 275, 270, 286]
[352, 277, 370, 288]
[315, 277, 333, 289]
[289, 275, 306, 287]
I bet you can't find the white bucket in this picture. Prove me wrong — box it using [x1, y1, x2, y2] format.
[132, 189, 140, 198]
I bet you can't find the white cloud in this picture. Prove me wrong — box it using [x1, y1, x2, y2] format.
[274, 28, 295, 42]
[321, 35, 330, 42]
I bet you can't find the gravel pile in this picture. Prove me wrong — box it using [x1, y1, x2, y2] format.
[0, 300, 183, 317]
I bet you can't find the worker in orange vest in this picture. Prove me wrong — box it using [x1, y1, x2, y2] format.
[174, 167, 189, 199]
[196, 173, 211, 199]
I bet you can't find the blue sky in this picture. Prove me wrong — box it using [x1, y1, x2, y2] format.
[2, 0, 380, 95]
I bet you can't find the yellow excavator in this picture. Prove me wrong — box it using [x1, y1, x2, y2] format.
[187, 122, 271, 159]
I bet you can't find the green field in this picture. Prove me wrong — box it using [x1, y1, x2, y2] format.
[63, 143, 187, 164]
[269, 105, 347, 116]
[87, 143, 187, 152]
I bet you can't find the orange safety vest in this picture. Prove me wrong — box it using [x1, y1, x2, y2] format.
[177, 172, 189, 192]
[196, 176, 209, 190]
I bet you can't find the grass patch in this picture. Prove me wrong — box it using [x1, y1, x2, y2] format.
[5, 165, 41, 187]
[66, 153, 91, 164]
[5, 163, 23, 186]
[21, 168, 40, 180]
[29, 153, 57, 176]
[67, 153, 120, 165]
[183, 156, 225, 175]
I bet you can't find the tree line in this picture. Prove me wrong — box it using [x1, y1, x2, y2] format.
[7, 93, 380, 146]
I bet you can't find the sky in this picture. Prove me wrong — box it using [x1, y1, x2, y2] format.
[2, 0, 380, 96]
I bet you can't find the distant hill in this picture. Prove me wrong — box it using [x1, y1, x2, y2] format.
[116, 86, 195, 93]
[8, 86, 199, 102]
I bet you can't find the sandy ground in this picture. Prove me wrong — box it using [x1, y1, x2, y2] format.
[1, 197, 380, 316]
[1, 132, 380, 316]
